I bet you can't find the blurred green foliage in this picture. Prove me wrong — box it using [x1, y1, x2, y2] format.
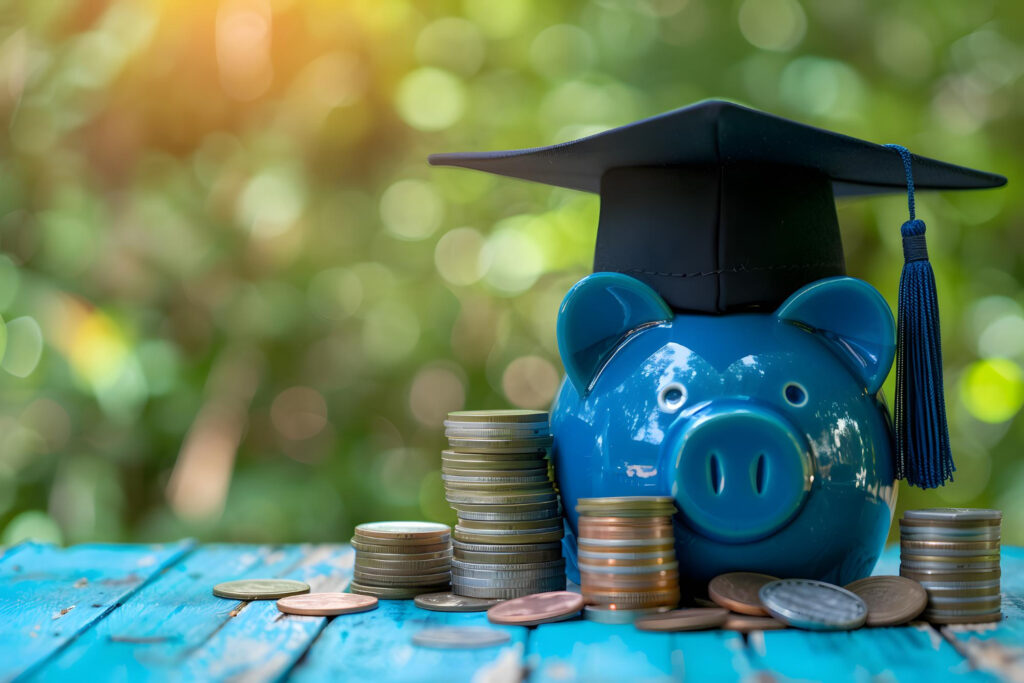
[0, 0, 1021, 546]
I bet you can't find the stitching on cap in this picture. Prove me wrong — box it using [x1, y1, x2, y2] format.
[628, 261, 844, 279]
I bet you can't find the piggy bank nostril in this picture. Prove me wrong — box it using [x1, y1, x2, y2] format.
[754, 453, 767, 495]
[708, 452, 723, 495]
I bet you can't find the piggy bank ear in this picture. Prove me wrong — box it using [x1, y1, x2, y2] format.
[776, 276, 895, 393]
[557, 272, 672, 395]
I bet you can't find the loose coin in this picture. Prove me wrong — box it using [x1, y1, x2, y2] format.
[355, 521, 451, 540]
[723, 614, 788, 632]
[903, 508, 1002, 523]
[487, 590, 585, 626]
[213, 579, 310, 601]
[759, 579, 867, 631]
[276, 592, 378, 616]
[446, 409, 548, 423]
[412, 626, 511, 649]
[635, 608, 729, 632]
[708, 572, 778, 616]
[414, 592, 504, 612]
[844, 576, 928, 627]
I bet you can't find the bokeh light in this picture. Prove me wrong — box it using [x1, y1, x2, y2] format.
[0, 0, 1019, 546]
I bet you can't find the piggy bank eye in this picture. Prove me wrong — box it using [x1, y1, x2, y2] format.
[658, 383, 687, 412]
[784, 382, 808, 407]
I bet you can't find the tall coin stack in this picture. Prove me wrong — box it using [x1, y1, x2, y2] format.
[443, 410, 566, 599]
[350, 521, 453, 599]
[899, 508, 1002, 624]
[576, 497, 680, 621]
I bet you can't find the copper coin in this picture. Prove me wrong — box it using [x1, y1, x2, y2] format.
[723, 614, 788, 632]
[276, 592, 378, 616]
[578, 557, 678, 570]
[577, 528, 674, 541]
[635, 608, 729, 632]
[582, 578, 679, 592]
[844, 576, 928, 627]
[486, 590, 585, 626]
[708, 572, 778, 616]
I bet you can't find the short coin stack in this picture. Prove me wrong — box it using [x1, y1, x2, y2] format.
[576, 496, 680, 622]
[899, 508, 1002, 624]
[350, 521, 453, 599]
[443, 410, 565, 599]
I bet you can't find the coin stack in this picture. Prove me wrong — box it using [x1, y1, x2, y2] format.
[576, 496, 680, 621]
[350, 521, 453, 599]
[899, 508, 1002, 625]
[443, 410, 566, 599]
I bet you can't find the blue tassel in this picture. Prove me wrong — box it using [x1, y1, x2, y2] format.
[885, 144, 954, 489]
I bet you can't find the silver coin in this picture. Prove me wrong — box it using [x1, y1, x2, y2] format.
[454, 525, 562, 537]
[574, 561, 679, 575]
[445, 491, 558, 504]
[899, 546, 1000, 557]
[921, 581, 999, 593]
[453, 584, 565, 599]
[904, 508, 1002, 522]
[454, 561, 569, 573]
[901, 560, 1000, 571]
[444, 417, 549, 429]
[452, 575, 566, 590]
[455, 508, 561, 522]
[413, 592, 504, 612]
[927, 594, 1001, 606]
[453, 540, 562, 553]
[759, 579, 867, 631]
[354, 561, 451, 575]
[899, 526, 1000, 537]
[453, 568, 567, 582]
[411, 626, 511, 649]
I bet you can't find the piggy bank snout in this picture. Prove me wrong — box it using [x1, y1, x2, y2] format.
[671, 404, 814, 544]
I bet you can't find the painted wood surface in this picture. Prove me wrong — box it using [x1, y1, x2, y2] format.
[0, 540, 194, 682]
[290, 598, 528, 682]
[0, 541, 1020, 682]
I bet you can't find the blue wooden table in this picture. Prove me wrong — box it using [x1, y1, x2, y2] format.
[1, 541, 1020, 682]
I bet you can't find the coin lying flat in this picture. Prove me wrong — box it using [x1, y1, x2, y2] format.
[414, 591, 504, 612]
[904, 508, 1002, 523]
[634, 608, 729, 632]
[276, 592, 378, 616]
[412, 626, 511, 649]
[759, 579, 867, 631]
[487, 591, 584, 626]
[355, 521, 451, 540]
[213, 579, 310, 601]
[708, 572, 778, 616]
[723, 614, 788, 632]
[844, 576, 927, 626]
[350, 582, 448, 600]
[446, 409, 548, 423]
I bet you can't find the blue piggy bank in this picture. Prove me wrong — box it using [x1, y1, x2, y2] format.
[551, 272, 898, 588]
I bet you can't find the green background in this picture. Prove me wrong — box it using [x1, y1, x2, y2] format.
[0, 0, 1020, 546]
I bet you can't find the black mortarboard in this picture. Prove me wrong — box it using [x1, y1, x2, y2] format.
[429, 99, 1005, 314]
[430, 99, 1009, 492]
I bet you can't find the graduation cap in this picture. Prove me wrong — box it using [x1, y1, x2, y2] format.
[428, 100, 1007, 489]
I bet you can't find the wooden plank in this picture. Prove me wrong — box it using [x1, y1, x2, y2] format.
[178, 544, 354, 681]
[0, 540, 194, 682]
[528, 620, 752, 682]
[29, 544, 311, 681]
[939, 546, 1024, 682]
[289, 598, 528, 682]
